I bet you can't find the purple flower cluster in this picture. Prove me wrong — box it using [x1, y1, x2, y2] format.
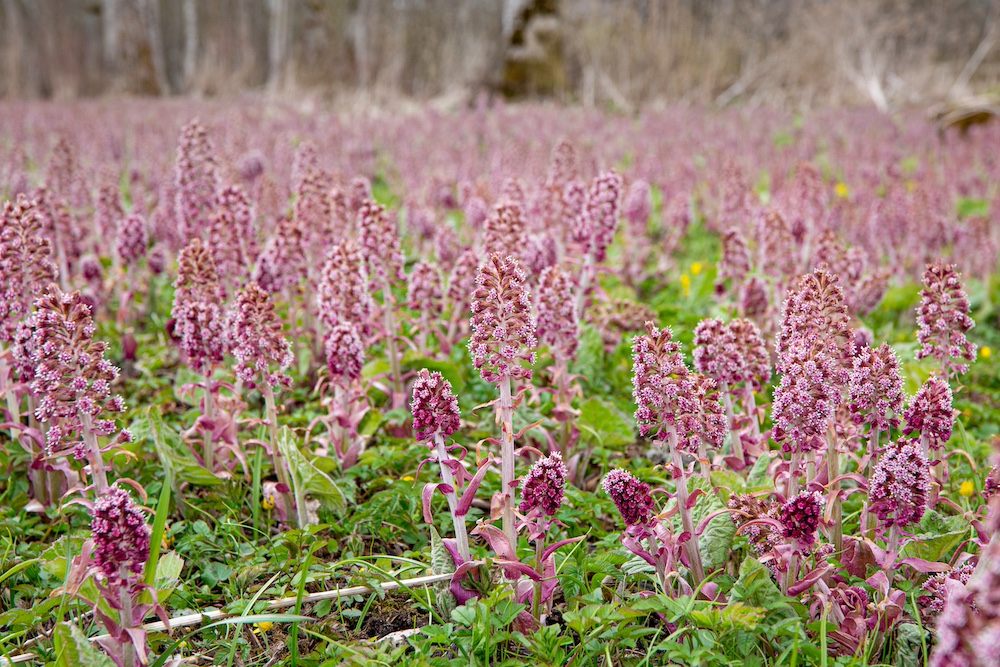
[94, 184, 123, 243]
[632, 321, 700, 441]
[318, 241, 374, 338]
[729, 493, 781, 558]
[623, 179, 652, 231]
[227, 282, 293, 390]
[90, 486, 151, 582]
[468, 253, 537, 383]
[915, 261, 977, 376]
[25, 286, 126, 455]
[536, 264, 579, 362]
[848, 342, 904, 432]
[114, 213, 148, 268]
[0, 195, 58, 342]
[446, 249, 479, 316]
[484, 200, 527, 259]
[207, 184, 257, 286]
[174, 119, 218, 245]
[410, 369, 461, 443]
[519, 452, 567, 517]
[407, 261, 443, 319]
[779, 491, 825, 548]
[603, 468, 656, 527]
[252, 214, 307, 295]
[776, 268, 853, 373]
[921, 561, 975, 619]
[771, 339, 842, 453]
[693, 317, 771, 390]
[902, 375, 956, 447]
[358, 199, 405, 285]
[171, 238, 226, 374]
[324, 323, 364, 385]
[869, 440, 930, 528]
[573, 171, 623, 261]
[718, 228, 752, 289]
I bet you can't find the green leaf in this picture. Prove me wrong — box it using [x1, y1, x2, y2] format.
[201, 614, 313, 630]
[429, 526, 457, 619]
[570, 326, 605, 385]
[146, 408, 224, 486]
[894, 623, 926, 667]
[900, 509, 968, 563]
[153, 551, 184, 602]
[577, 397, 635, 448]
[201, 562, 233, 587]
[689, 477, 735, 572]
[54, 622, 115, 667]
[745, 454, 774, 491]
[956, 197, 989, 219]
[731, 555, 796, 621]
[401, 358, 465, 394]
[277, 427, 347, 510]
[357, 409, 382, 437]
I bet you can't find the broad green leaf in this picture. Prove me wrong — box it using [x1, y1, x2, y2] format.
[357, 409, 382, 437]
[570, 326, 605, 385]
[277, 427, 347, 510]
[54, 622, 115, 667]
[894, 622, 926, 667]
[690, 477, 735, 572]
[429, 526, 456, 619]
[577, 397, 635, 448]
[900, 509, 968, 563]
[730, 555, 796, 621]
[401, 357, 464, 394]
[154, 551, 184, 603]
[146, 408, 223, 486]
[745, 453, 774, 491]
[710, 469, 745, 501]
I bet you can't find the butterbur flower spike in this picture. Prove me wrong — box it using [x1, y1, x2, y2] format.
[520, 453, 567, 517]
[779, 491, 825, 549]
[903, 374, 956, 450]
[324, 323, 365, 386]
[468, 253, 537, 383]
[171, 237, 226, 374]
[410, 369, 461, 444]
[90, 486, 151, 583]
[602, 468, 656, 528]
[915, 261, 977, 377]
[869, 440, 930, 530]
[228, 282, 293, 391]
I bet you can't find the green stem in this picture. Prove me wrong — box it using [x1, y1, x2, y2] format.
[80, 412, 108, 494]
[827, 422, 842, 554]
[202, 372, 215, 472]
[435, 435, 470, 562]
[668, 428, 705, 585]
[498, 376, 517, 548]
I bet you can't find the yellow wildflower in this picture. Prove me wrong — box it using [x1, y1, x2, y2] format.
[262, 494, 275, 511]
[981, 346, 992, 359]
[960, 481, 975, 498]
[253, 621, 274, 634]
[690, 262, 703, 276]
[680, 273, 691, 297]
[834, 182, 849, 198]
[402, 475, 414, 482]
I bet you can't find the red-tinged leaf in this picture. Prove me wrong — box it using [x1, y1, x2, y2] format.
[866, 570, 890, 596]
[685, 488, 705, 510]
[829, 473, 869, 489]
[514, 419, 545, 440]
[788, 565, 831, 596]
[494, 559, 542, 581]
[472, 524, 517, 561]
[422, 482, 454, 524]
[541, 535, 585, 561]
[696, 508, 735, 536]
[455, 458, 492, 517]
[450, 561, 484, 604]
[898, 557, 952, 573]
[735, 517, 783, 535]
[490, 492, 506, 520]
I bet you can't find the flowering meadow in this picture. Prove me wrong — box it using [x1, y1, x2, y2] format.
[1, 99, 1000, 667]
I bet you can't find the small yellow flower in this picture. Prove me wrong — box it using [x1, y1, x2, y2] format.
[905, 180, 916, 192]
[981, 346, 992, 359]
[262, 494, 275, 511]
[834, 182, 850, 198]
[253, 621, 274, 634]
[960, 481, 975, 498]
[402, 475, 414, 482]
[690, 262, 703, 276]
[680, 273, 691, 297]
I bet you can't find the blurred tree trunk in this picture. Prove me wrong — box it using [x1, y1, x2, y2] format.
[182, 0, 197, 90]
[267, 0, 290, 91]
[102, 0, 120, 81]
[137, 0, 168, 94]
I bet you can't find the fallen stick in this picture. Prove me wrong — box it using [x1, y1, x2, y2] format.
[1, 572, 452, 665]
